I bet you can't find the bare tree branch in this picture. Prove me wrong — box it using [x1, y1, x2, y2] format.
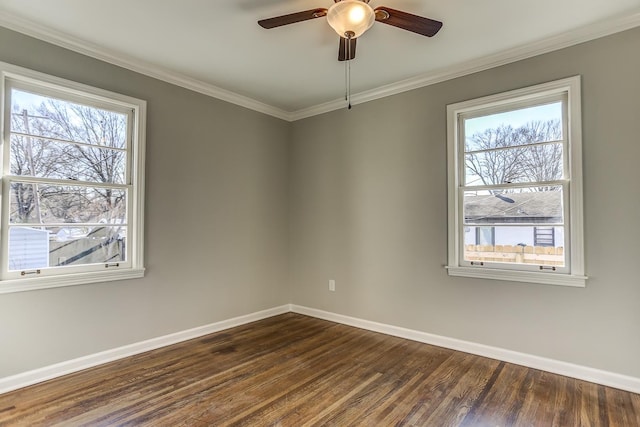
[465, 120, 562, 192]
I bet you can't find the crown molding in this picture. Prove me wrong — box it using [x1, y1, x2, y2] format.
[0, 11, 293, 121]
[1, 9, 639, 122]
[291, 9, 640, 120]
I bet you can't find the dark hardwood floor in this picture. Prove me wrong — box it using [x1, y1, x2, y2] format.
[1, 313, 638, 426]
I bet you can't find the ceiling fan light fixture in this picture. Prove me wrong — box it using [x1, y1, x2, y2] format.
[327, 0, 375, 38]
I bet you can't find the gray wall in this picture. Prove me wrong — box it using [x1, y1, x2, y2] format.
[0, 27, 291, 377]
[1, 25, 639, 381]
[289, 27, 640, 378]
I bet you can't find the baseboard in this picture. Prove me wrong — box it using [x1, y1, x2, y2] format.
[0, 305, 291, 395]
[4, 303, 639, 396]
[291, 304, 640, 395]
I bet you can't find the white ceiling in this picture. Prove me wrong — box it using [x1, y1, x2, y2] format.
[1, 0, 639, 119]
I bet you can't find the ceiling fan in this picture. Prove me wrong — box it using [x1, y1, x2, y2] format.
[258, 0, 443, 61]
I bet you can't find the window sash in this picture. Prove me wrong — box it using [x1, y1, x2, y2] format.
[457, 182, 570, 274]
[464, 138, 564, 156]
[6, 177, 129, 226]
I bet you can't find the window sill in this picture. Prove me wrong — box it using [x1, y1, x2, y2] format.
[0, 268, 145, 294]
[446, 266, 587, 287]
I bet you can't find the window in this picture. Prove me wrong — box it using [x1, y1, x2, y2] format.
[534, 226, 555, 247]
[446, 77, 586, 286]
[1, 62, 146, 293]
[476, 227, 495, 246]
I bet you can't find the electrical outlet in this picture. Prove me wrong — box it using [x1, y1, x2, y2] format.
[329, 279, 336, 292]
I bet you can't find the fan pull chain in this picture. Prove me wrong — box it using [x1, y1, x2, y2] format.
[346, 34, 352, 109]
[344, 37, 348, 103]
[347, 59, 351, 110]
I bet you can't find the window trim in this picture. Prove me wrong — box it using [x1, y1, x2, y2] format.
[0, 61, 146, 293]
[446, 76, 586, 287]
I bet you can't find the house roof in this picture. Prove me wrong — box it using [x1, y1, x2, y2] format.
[464, 191, 562, 223]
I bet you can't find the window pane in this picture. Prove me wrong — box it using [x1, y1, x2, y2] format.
[10, 135, 126, 184]
[10, 183, 126, 225]
[464, 142, 563, 186]
[464, 226, 564, 267]
[10, 89, 127, 150]
[464, 102, 563, 152]
[463, 187, 563, 225]
[8, 226, 127, 271]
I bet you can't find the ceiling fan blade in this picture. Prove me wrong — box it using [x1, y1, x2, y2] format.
[374, 7, 442, 37]
[338, 37, 357, 61]
[258, 8, 328, 29]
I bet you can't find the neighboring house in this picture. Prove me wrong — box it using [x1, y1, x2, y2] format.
[8, 227, 49, 270]
[463, 191, 564, 248]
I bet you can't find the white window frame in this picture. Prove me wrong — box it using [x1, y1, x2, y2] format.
[446, 76, 586, 287]
[0, 62, 146, 293]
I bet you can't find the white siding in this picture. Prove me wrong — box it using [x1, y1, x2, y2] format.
[8, 228, 49, 270]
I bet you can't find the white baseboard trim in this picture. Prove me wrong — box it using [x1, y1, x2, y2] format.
[4, 303, 639, 396]
[0, 305, 291, 395]
[291, 304, 640, 395]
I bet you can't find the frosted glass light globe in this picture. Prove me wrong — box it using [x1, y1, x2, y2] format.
[327, 0, 375, 38]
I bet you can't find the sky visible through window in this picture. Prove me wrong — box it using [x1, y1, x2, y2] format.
[11, 89, 42, 111]
[464, 102, 562, 147]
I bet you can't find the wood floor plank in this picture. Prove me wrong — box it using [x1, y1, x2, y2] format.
[420, 355, 502, 426]
[606, 386, 640, 426]
[1, 313, 638, 426]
